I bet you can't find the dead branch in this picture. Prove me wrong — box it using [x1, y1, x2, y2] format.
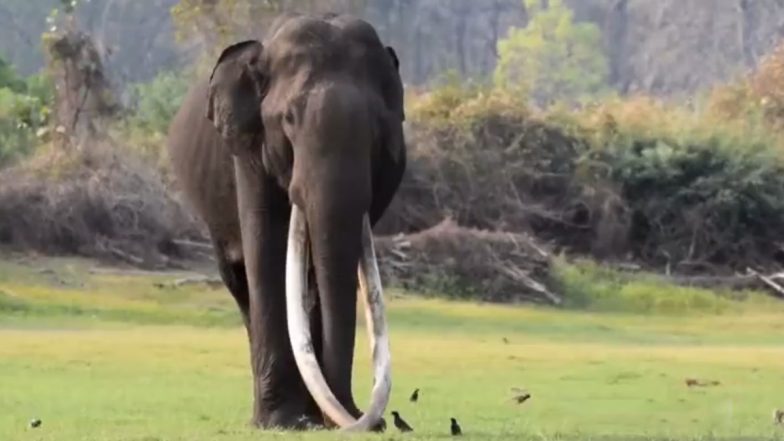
[155, 275, 224, 289]
[375, 219, 559, 304]
[747, 268, 784, 299]
[88, 267, 206, 278]
[173, 239, 214, 252]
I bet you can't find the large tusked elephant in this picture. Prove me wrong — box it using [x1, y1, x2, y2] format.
[166, 13, 405, 431]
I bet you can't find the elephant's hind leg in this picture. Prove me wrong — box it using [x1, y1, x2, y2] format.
[213, 240, 251, 330]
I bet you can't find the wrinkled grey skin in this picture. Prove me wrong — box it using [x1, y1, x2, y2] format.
[166, 13, 405, 430]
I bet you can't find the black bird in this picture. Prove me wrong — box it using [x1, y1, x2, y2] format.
[410, 388, 420, 402]
[450, 417, 462, 436]
[511, 387, 531, 404]
[391, 411, 413, 432]
[29, 419, 42, 429]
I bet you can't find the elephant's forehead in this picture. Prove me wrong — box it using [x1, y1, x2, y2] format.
[264, 15, 384, 64]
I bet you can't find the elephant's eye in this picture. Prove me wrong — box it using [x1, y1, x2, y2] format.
[284, 110, 295, 124]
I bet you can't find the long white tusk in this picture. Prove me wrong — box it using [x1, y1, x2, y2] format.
[285, 207, 391, 431]
[356, 213, 392, 429]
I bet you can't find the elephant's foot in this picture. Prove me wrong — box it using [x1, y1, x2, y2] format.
[321, 403, 387, 432]
[251, 376, 325, 431]
[370, 416, 387, 432]
[252, 402, 325, 431]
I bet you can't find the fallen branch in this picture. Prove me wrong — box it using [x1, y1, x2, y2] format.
[88, 267, 204, 278]
[155, 275, 223, 289]
[173, 239, 213, 252]
[747, 268, 784, 299]
[107, 245, 144, 266]
[375, 219, 559, 304]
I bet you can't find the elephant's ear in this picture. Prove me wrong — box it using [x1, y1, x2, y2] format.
[207, 40, 266, 155]
[384, 46, 405, 123]
[385, 46, 400, 71]
[382, 46, 405, 164]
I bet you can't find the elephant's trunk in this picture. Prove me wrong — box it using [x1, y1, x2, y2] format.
[285, 206, 391, 431]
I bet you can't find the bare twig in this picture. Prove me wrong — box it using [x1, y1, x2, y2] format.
[746, 268, 784, 299]
[173, 239, 213, 252]
[156, 275, 223, 289]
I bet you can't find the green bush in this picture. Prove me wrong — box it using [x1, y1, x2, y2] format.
[551, 96, 784, 268]
[129, 70, 190, 134]
[494, 0, 610, 106]
[0, 60, 52, 166]
[552, 258, 741, 314]
[398, 74, 784, 273]
[118, 69, 192, 168]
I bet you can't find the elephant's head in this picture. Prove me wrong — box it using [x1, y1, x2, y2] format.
[205, 15, 404, 431]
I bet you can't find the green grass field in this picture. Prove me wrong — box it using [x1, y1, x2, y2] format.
[1, 255, 783, 441]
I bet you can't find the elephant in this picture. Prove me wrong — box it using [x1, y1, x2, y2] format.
[166, 13, 406, 432]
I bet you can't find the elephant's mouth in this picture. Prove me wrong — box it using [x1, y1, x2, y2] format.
[284, 205, 391, 431]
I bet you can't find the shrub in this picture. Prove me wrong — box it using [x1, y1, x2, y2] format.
[556, 96, 784, 269]
[0, 67, 52, 167]
[552, 258, 736, 314]
[385, 74, 784, 275]
[0, 142, 203, 268]
[128, 70, 191, 134]
[494, 0, 610, 106]
[382, 83, 591, 243]
[117, 69, 192, 171]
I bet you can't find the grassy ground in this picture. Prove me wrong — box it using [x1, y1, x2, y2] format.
[1, 254, 783, 441]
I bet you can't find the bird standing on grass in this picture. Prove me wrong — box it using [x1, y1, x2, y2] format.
[410, 388, 420, 402]
[775, 408, 784, 425]
[391, 411, 413, 432]
[29, 419, 41, 429]
[450, 417, 462, 436]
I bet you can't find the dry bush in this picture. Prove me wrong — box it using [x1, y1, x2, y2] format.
[378, 87, 623, 259]
[0, 143, 205, 268]
[566, 96, 784, 271]
[749, 41, 784, 131]
[706, 39, 784, 136]
[379, 84, 784, 277]
[376, 218, 559, 304]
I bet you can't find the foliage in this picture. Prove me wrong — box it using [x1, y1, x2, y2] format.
[554, 95, 784, 268]
[397, 69, 784, 275]
[551, 257, 758, 314]
[494, 0, 609, 106]
[0, 58, 52, 166]
[0, 57, 26, 93]
[128, 69, 191, 134]
[706, 39, 784, 134]
[110, 68, 192, 169]
[407, 71, 528, 129]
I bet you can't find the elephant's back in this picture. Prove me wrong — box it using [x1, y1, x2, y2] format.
[167, 79, 240, 248]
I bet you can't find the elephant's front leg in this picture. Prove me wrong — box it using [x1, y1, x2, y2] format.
[234, 157, 321, 429]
